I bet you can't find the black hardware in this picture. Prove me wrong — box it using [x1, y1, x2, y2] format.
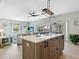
[44, 41, 48, 48]
[56, 48, 58, 50]
[46, 41, 48, 47]
[44, 41, 47, 48]
[62, 36, 64, 39]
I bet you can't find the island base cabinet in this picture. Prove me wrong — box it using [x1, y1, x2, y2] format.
[37, 41, 50, 59]
[23, 35, 64, 59]
[49, 38, 60, 59]
[23, 40, 35, 59]
[58, 36, 64, 52]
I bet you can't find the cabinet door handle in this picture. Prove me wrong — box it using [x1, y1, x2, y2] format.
[56, 48, 58, 50]
[62, 36, 64, 39]
[46, 41, 48, 47]
[44, 41, 48, 48]
[44, 41, 47, 48]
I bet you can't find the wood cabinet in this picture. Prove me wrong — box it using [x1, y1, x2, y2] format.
[38, 41, 50, 59]
[58, 36, 64, 52]
[23, 40, 35, 59]
[49, 36, 64, 59]
[49, 38, 59, 59]
[23, 35, 64, 59]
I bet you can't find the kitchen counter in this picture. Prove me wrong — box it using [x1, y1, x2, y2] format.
[22, 33, 64, 59]
[21, 33, 64, 43]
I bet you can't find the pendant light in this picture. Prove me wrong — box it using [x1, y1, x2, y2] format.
[42, 0, 54, 16]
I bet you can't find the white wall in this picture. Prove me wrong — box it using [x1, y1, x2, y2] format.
[29, 11, 79, 41]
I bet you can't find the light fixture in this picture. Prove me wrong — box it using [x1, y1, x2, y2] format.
[42, 0, 54, 16]
[42, 8, 54, 16]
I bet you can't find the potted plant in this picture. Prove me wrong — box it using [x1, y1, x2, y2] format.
[69, 34, 79, 44]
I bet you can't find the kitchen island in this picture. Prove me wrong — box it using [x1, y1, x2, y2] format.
[22, 34, 64, 59]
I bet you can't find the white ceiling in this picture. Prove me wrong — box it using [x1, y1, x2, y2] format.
[0, 0, 79, 22]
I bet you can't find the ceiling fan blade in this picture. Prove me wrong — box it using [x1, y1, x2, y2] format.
[28, 12, 40, 17]
[27, 14, 40, 17]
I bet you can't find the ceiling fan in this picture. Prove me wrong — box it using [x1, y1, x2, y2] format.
[28, 11, 39, 17]
[26, 9, 40, 17]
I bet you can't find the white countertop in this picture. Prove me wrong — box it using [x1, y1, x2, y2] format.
[20, 34, 64, 43]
